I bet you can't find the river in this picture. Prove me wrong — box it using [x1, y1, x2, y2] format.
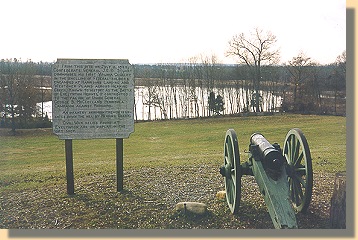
[38, 86, 282, 121]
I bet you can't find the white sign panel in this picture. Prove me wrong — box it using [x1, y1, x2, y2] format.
[52, 59, 134, 139]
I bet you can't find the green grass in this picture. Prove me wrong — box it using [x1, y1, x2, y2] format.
[0, 114, 346, 193]
[0, 115, 346, 188]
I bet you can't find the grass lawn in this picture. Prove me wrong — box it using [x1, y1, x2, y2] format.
[0, 114, 346, 229]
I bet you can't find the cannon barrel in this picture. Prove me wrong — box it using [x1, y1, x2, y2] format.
[250, 133, 284, 171]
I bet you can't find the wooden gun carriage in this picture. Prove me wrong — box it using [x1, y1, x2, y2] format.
[219, 128, 313, 229]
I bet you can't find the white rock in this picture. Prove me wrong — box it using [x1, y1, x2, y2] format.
[175, 202, 207, 215]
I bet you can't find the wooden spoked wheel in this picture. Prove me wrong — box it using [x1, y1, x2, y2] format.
[283, 128, 313, 213]
[222, 129, 241, 214]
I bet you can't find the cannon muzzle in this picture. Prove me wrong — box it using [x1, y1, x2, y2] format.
[250, 133, 285, 175]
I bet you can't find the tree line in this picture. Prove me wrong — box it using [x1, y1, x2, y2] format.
[133, 28, 345, 119]
[0, 59, 52, 133]
[0, 28, 346, 133]
[132, 53, 345, 121]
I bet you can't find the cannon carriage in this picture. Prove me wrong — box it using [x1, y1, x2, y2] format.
[219, 128, 313, 229]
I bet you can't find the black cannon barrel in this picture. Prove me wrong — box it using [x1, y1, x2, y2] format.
[250, 133, 285, 171]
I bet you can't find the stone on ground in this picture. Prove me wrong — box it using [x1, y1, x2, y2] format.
[175, 202, 207, 215]
[216, 190, 226, 200]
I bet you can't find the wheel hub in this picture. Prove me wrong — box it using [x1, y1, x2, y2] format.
[219, 163, 232, 179]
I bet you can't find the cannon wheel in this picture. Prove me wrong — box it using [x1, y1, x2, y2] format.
[223, 129, 241, 214]
[283, 128, 313, 213]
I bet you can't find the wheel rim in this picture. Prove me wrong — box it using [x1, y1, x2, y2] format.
[223, 129, 241, 214]
[283, 128, 313, 213]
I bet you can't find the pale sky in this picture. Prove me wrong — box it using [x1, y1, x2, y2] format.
[0, 0, 346, 65]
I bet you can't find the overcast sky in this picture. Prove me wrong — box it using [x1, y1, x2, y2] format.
[0, 0, 346, 64]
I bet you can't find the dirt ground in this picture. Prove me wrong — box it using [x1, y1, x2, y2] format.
[1, 165, 336, 229]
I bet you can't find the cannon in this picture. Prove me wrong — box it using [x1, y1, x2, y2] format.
[219, 128, 313, 229]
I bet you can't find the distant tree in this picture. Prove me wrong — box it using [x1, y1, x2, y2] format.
[0, 59, 39, 134]
[0, 73, 7, 128]
[285, 52, 317, 112]
[331, 50, 346, 114]
[226, 27, 280, 112]
[16, 61, 38, 127]
[215, 94, 225, 115]
[200, 54, 221, 90]
[208, 91, 224, 116]
[334, 50, 346, 90]
[261, 65, 282, 111]
[0, 59, 20, 134]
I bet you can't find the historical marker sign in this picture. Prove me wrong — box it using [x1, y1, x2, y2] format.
[52, 59, 134, 194]
[52, 59, 134, 139]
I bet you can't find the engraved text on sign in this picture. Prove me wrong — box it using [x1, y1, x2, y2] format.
[52, 59, 134, 139]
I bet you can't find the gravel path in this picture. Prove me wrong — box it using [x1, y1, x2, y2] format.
[1, 165, 335, 229]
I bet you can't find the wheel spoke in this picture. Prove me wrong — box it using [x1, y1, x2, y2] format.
[293, 174, 307, 190]
[224, 143, 229, 163]
[289, 177, 294, 201]
[293, 140, 301, 164]
[295, 167, 306, 175]
[293, 184, 299, 206]
[293, 180, 301, 206]
[231, 168, 236, 187]
[227, 164, 234, 203]
[290, 135, 296, 163]
[294, 178, 304, 203]
[227, 176, 233, 203]
[294, 151, 304, 167]
[230, 178, 235, 203]
[285, 136, 292, 164]
[226, 141, 233, 164]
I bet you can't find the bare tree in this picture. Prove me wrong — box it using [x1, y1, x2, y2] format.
[199, 53, 223, 116]
[332, 50, 346, 114]
[0, 59, 39, 133]
[0, 60, 20, 134]
[226, 27, 280, 112]
[335, 50, 346, 76]
[16, 61, 38, 127]
[286, 52, 316, 112]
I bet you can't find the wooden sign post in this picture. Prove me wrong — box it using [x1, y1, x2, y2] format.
[116, 138, 124, 192]
[65, 139, 74, 195]
[52, 59, 134, 195]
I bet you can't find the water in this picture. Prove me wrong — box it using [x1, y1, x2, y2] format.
[38, 86, 282, 121]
